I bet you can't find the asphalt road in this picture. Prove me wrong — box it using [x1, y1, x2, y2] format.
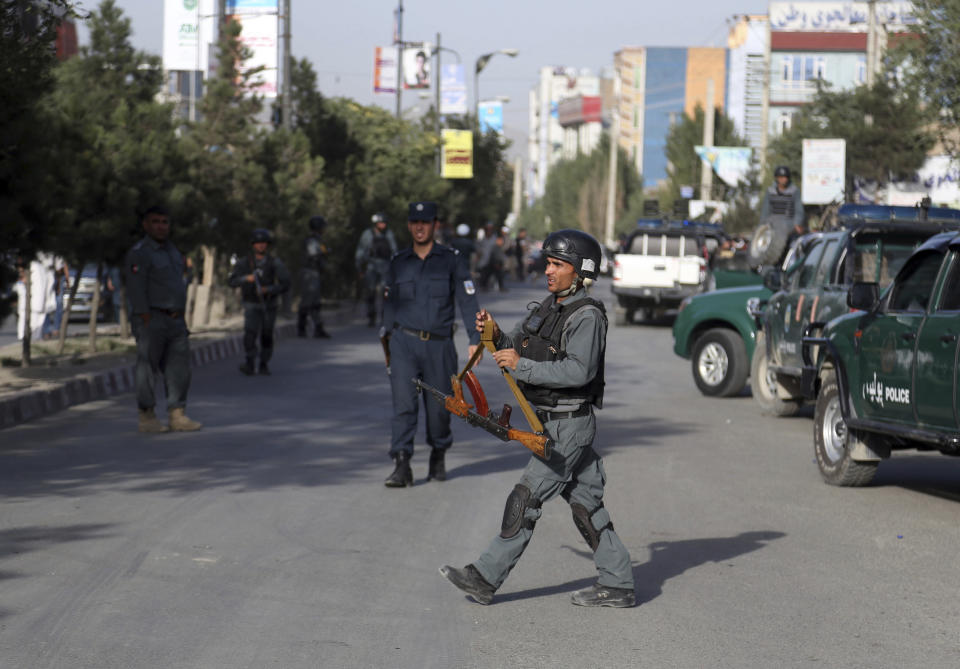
[3, 282, 960, 668]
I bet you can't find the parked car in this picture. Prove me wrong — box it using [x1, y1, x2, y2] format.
[611, 219, 725, 325]
[753, 205, 960, 416]
[67, 264, 112, 322]
[802, 230, 960, 486]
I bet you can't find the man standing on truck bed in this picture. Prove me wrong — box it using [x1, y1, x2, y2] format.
[761, 167, 806, 251]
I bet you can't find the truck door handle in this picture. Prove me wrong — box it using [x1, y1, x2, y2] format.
[653, 265, 666, 271]
[941, 334, 958, 343]
[901, 332, 917, 341]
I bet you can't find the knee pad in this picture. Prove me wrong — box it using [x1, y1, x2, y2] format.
[500, 484, 542, 538]
[570, 503, 614, 552]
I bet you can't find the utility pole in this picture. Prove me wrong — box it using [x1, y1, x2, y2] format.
[282, 0, 292, 129]
[866, 0, 877, 87]
[435, 31, 441, 173]
[604, 77, 621, 249]
[700, 78, 715, 202]
[395, 0, 403, 118]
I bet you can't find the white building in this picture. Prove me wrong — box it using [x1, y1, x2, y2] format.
[726, 15, 768, 165]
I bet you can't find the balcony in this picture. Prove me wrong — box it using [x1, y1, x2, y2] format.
[770, 80, 818, 104]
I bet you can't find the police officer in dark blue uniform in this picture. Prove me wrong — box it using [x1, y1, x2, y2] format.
[125, 205, 202, 433]
[381, 201, 482, 487]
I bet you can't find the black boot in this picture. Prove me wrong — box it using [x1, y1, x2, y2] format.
[238, 358, 255, 376]
[439, 564, 496, 605]
[258, 361, 271, 375]
[427, 448, 446, 482]
[314, 323, 331, 339]
[570, 583, 636, 608]
[297, 311, 307, 337]
[384, 453, 413, 488]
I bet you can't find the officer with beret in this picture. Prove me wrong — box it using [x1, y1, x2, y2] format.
[298, 215, 331, 339]
[125, 205, 202, 433]
[381, 201, 482, 487]
[228, 228, 291, 376]
[356, 212, 398, 327]
[440, 229, 636, 608]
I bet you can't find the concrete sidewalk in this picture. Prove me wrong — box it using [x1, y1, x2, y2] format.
[0, 301, 363, 430]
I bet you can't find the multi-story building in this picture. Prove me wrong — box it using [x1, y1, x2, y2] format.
[726, 15, 768, 164]
[614, 46, 727, 189]
[527, 67, 601, 198]
[764, 1, 916, 140]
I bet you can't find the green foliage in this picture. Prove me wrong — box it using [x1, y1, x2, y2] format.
[902, 1, 960, 159]
[517, 135, 642, 243]
[767, 77, 935, 199]
[662, 105, 747, 204]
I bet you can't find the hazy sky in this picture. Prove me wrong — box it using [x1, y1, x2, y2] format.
[75, 0, 769, 156]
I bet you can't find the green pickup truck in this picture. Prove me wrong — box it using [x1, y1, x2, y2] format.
[753, 205, 960, 416]
[802, 230, 960, 486]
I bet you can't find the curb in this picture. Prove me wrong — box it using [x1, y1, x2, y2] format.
[0, 306, 354, 430]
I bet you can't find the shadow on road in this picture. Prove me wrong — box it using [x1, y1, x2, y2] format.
[873, 455, 960, 504]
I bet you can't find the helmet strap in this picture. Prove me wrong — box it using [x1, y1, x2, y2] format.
[555, 277, 581, 299]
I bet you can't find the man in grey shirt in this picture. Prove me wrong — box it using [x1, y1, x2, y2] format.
[440, 229, 635, 608]
[125, 205, 202, 433]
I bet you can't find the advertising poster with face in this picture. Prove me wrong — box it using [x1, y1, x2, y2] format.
[403, 44, 432, 90]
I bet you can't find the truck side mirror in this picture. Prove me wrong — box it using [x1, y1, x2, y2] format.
[762, 268, 782, 292]
[847, 281, 879, 310]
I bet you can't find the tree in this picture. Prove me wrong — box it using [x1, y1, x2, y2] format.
[902, 1, 960, 159]
[47, 0, 180, 350]
[767, 77, 935, 202]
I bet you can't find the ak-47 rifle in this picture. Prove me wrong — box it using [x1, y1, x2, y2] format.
[413, 320, 553, 459]
[250, 258, 268, 314]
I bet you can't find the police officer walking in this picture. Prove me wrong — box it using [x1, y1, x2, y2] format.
[297, 215, 330, 339]
[125, 205, 202, 433]
[439, 229, 636, 608]
[355, 212, 398, 327]
[228, 228, 291, 376]
[381, 201, 482, 487]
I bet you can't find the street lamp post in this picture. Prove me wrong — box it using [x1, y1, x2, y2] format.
[474, 48, 518, 125]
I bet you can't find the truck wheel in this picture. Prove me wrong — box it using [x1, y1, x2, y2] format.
[747, 220, 791, 267]
[614, 306, 633, 326]
[691, 328, 748, 397]
[814, 371, 879, 487]
[634, 307, 650, 323]
[750, 332, 802, 416]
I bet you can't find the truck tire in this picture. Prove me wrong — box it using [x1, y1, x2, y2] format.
[814, 370, 879, 487]
[614, 306, 633, 326]
[691, 328, 748, 397]
[750, 332, 803, 416]
[748, 219, 791, 267]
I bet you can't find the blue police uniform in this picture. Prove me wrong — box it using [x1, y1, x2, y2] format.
[383, 203, 481, 464]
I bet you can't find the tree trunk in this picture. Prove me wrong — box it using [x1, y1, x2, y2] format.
[57, 262, 83, 355]
[87, 262, 102, 353]
[118, 279, 130, 338]
[21, 265, 31, 367]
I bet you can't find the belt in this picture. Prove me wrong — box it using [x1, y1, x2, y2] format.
[536, 405, 592, 422]
[398, 326, 450, 341]
[150, 307, 184, 319]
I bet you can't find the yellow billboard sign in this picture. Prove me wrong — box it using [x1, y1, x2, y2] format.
[441, 129, 473, 179]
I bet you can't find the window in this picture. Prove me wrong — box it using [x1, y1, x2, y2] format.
[814, 57, 826, 80]
[849, 237, 924, 288]
[781, 56, 792, 82]
[815, 240, 839, 284]
[776, 113, 793, 134]
[938, 254, 960, 311]
[856, 55, 866, 85]
[888, 251, 944, 312]
[796, 240, 825, 289]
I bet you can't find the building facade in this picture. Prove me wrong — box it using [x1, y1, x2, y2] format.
[726, 15, 768, 164]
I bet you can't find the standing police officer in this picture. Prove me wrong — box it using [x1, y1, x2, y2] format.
[355, 212, 397, 327]
[228, 229, 291, 376]
[439, 229, 636, 608]
[297, 215, 330, 339]
[125, 205, 202, 433]
[381, 201, 482, 487]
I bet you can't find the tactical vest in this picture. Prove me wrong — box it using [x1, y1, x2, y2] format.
[303, 235, 326, 272]
[371, 233, 393, 260]
[241, 254, 278, 303]
[767, 185, 797, 217]
[516, 295, 606, 409]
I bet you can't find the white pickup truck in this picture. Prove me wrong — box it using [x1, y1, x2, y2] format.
[611, 222, 722, 325]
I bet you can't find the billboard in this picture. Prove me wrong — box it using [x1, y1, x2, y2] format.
[769, 2, 917, 32]
[478, 101, 503, 134]
[694, 146, 753, 186]
[402, 44, 431, 90]
[163, 0, 217, 73]
[227, 0, 278, 98]
[802, 138, 846, 204]
[442, 129, 473, 179]
[440, 64, 467, 115]
[374, 46, 398, 94]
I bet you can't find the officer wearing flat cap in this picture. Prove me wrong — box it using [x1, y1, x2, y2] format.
[440, 229, 636, 608]
[125, 205, 202, 433]
[381, 201, 482, 487]
[228, 228, 291, 376]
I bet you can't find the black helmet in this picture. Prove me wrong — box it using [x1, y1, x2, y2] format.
[541, 229, 602, 280]
[251, 228, 273, 244]
[371, 212, 387, 224]
[774, 165, 791, 179]
[309, 215, 327, 232]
